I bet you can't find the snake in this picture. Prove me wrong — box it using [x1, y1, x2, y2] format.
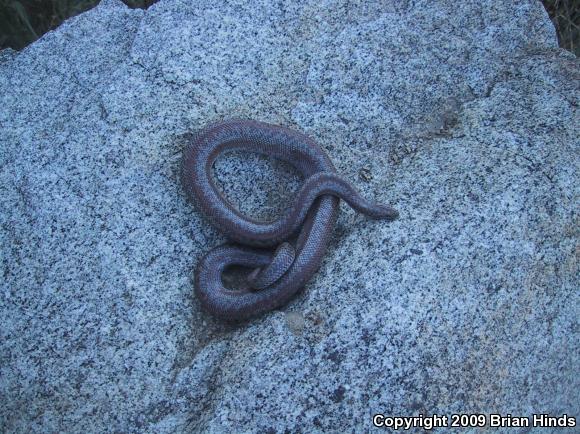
[181, 119, 398, 321]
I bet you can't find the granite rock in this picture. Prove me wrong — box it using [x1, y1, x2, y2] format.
[1, 0, 578, 432]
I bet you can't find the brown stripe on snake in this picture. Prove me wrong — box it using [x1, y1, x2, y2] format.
[181, 119, 398, 321]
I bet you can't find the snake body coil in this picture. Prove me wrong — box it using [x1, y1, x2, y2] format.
[181, 119, 398, 320]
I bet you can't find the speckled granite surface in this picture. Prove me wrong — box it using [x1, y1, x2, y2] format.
[1, 0, 578, 432]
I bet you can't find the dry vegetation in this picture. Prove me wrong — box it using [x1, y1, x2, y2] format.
[0, 0, 156, 50]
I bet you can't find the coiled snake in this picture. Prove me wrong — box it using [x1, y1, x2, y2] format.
[181, 119, 398, 320]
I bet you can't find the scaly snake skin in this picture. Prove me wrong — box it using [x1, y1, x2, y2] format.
[181, 119, 398, 320]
